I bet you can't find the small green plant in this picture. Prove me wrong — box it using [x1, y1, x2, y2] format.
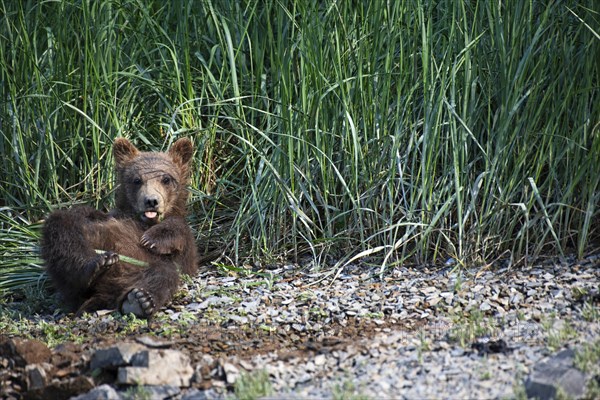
[417, 329, 431, 365]
[123, 384, 152, 400]
[0, 309, 36, 339]
[202, 308, 227, 325]
[571, 287, 588, 301]
[448, 310, 497, 347]
[175, 309, 198, 327]
[511, 374, 528, 400]
[581, 302, 599, 322]
[308, 306, 329, 320]
[453, 273, 463, 293]
[259, 324, 276, 333]
[332, 380, 370, 400]
[180, 274, 194, 286]
[296, 291, 316, 302]
[545, 320, 577, 352]
[574, 340, 600, 373]
[480, 370, 492, 380]
[233, 369, 273, 400]
[583, 377, 600, 400]
[119, 314, 149, 335]
[39, 319, 84, 347]
[365, 311, 384, 319]
[554, 386, 573, 400]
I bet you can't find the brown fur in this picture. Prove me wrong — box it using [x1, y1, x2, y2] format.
[41, 138, 198, 318]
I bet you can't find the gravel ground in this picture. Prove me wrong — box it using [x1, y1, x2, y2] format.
[1, 252, 599, 399]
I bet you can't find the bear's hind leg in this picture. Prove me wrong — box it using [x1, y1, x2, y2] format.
[42, 207, 120, 308]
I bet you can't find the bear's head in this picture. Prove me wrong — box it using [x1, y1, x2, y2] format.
[113, 138, 194, 224]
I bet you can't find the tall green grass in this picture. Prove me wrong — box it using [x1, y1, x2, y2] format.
[1, 0, 599, 292]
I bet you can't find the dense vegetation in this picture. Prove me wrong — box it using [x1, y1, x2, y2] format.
[1, 0, 599, 292]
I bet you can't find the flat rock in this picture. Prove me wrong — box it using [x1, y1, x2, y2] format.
[117, 349, 193, 386]
[524, 348, 588, 400]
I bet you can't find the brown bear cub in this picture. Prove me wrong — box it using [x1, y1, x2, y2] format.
[41, 138, 198, 318]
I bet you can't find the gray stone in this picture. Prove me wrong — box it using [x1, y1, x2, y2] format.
[479, 301, 492, 311]
[222, 362, 240, 385]
[71, 384, 122, 400]
[241, 299, 260, 313]
[181, 388, 223, 400]
[25, 363, 51, 391]
[313, 354, 326, 366]
[135, 335, 173, 349]
[524, 349, 588, 400]
[90, 343, 146, 370]
[228, 314, 249, 324]
[196, 295, 233, 310]
[117, 349, 193, 387]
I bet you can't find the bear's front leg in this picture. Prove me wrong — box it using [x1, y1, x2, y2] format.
[140, 217, 191, 255]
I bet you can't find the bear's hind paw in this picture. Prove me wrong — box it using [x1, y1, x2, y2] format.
[120, 288, 156, 318]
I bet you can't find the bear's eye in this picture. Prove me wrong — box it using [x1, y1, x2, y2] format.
[162, 176, 172, 185]
[132, 177, 142, 185]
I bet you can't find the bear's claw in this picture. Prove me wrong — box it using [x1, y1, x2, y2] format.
[140, 231, 175, 255]
[87, 251, 119, 285]
[99, 251, 120, 266]
[140, 235, 156, 250]
[120, 288, 156, 318]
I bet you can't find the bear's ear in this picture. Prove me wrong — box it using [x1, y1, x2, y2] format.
[168, 137, 194, 166]
[113, 138, 140, 167]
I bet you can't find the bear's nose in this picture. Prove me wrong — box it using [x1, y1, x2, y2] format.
[145, 196, 159, 209]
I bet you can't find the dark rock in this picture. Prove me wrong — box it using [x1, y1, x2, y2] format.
[471, 339, 512, 355]
[90, 343, 146, 371]
[0, 338, 52, 367]
[524, 349, 588, 400]
[52, 342, 84, 369]
[27, 376, 95, 400]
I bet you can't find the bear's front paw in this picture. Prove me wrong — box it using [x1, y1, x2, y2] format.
[120, 288, 156, 318]
[140, 229, 181, 255]
[87, 251, 119, 285]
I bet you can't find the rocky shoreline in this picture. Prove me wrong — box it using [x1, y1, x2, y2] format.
[1, 253, 599, 399]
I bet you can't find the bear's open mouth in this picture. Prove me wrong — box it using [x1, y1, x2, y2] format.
[144, 211, 158, 219]
[141, 210, 161, 222]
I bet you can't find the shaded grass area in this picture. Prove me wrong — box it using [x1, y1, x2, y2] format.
[1, 0, 599, 293]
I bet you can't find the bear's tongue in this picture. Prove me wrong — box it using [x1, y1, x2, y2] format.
[144, 211, 158, 219]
